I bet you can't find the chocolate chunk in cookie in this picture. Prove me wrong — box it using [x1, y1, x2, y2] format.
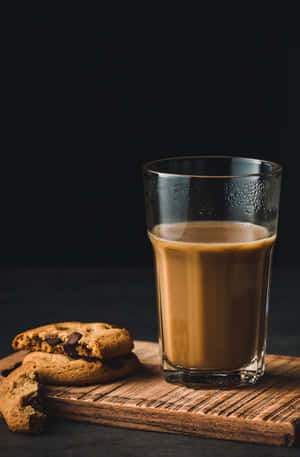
[63, 332, 82, 357]
[45, 335, 61, 347]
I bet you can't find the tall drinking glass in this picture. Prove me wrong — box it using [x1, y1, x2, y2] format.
[143, 156, 282, 388]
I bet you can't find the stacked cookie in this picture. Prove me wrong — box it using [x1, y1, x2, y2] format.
[13, 322, 138, 385]
[0, 322, 138, 433]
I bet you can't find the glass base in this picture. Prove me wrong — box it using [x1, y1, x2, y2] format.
[162, 356, 265, 389]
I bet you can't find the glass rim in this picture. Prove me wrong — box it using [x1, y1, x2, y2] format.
[143, 155, 283, 178]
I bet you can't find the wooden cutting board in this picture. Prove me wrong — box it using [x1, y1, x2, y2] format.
[1, 341, 300, 447]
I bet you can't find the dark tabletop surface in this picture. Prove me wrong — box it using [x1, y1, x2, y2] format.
[0, 266, 299, 457]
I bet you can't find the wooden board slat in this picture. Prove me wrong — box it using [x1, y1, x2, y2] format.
[1, 341, 300, 447]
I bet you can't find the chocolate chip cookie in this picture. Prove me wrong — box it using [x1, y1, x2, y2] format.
[12, 322, 133, 360]
[0, 364, 46, 434]
[22, 351, 139, 385]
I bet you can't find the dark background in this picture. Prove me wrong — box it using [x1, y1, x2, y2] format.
[1, 2, 299, 268]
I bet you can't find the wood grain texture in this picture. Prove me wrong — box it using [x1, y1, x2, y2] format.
[1, 341, 300, 447]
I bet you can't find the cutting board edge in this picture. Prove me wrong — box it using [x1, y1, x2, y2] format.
[45, 395, 296, 447]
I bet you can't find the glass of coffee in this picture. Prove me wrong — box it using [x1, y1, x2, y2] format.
[143, 156, 282, 388]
